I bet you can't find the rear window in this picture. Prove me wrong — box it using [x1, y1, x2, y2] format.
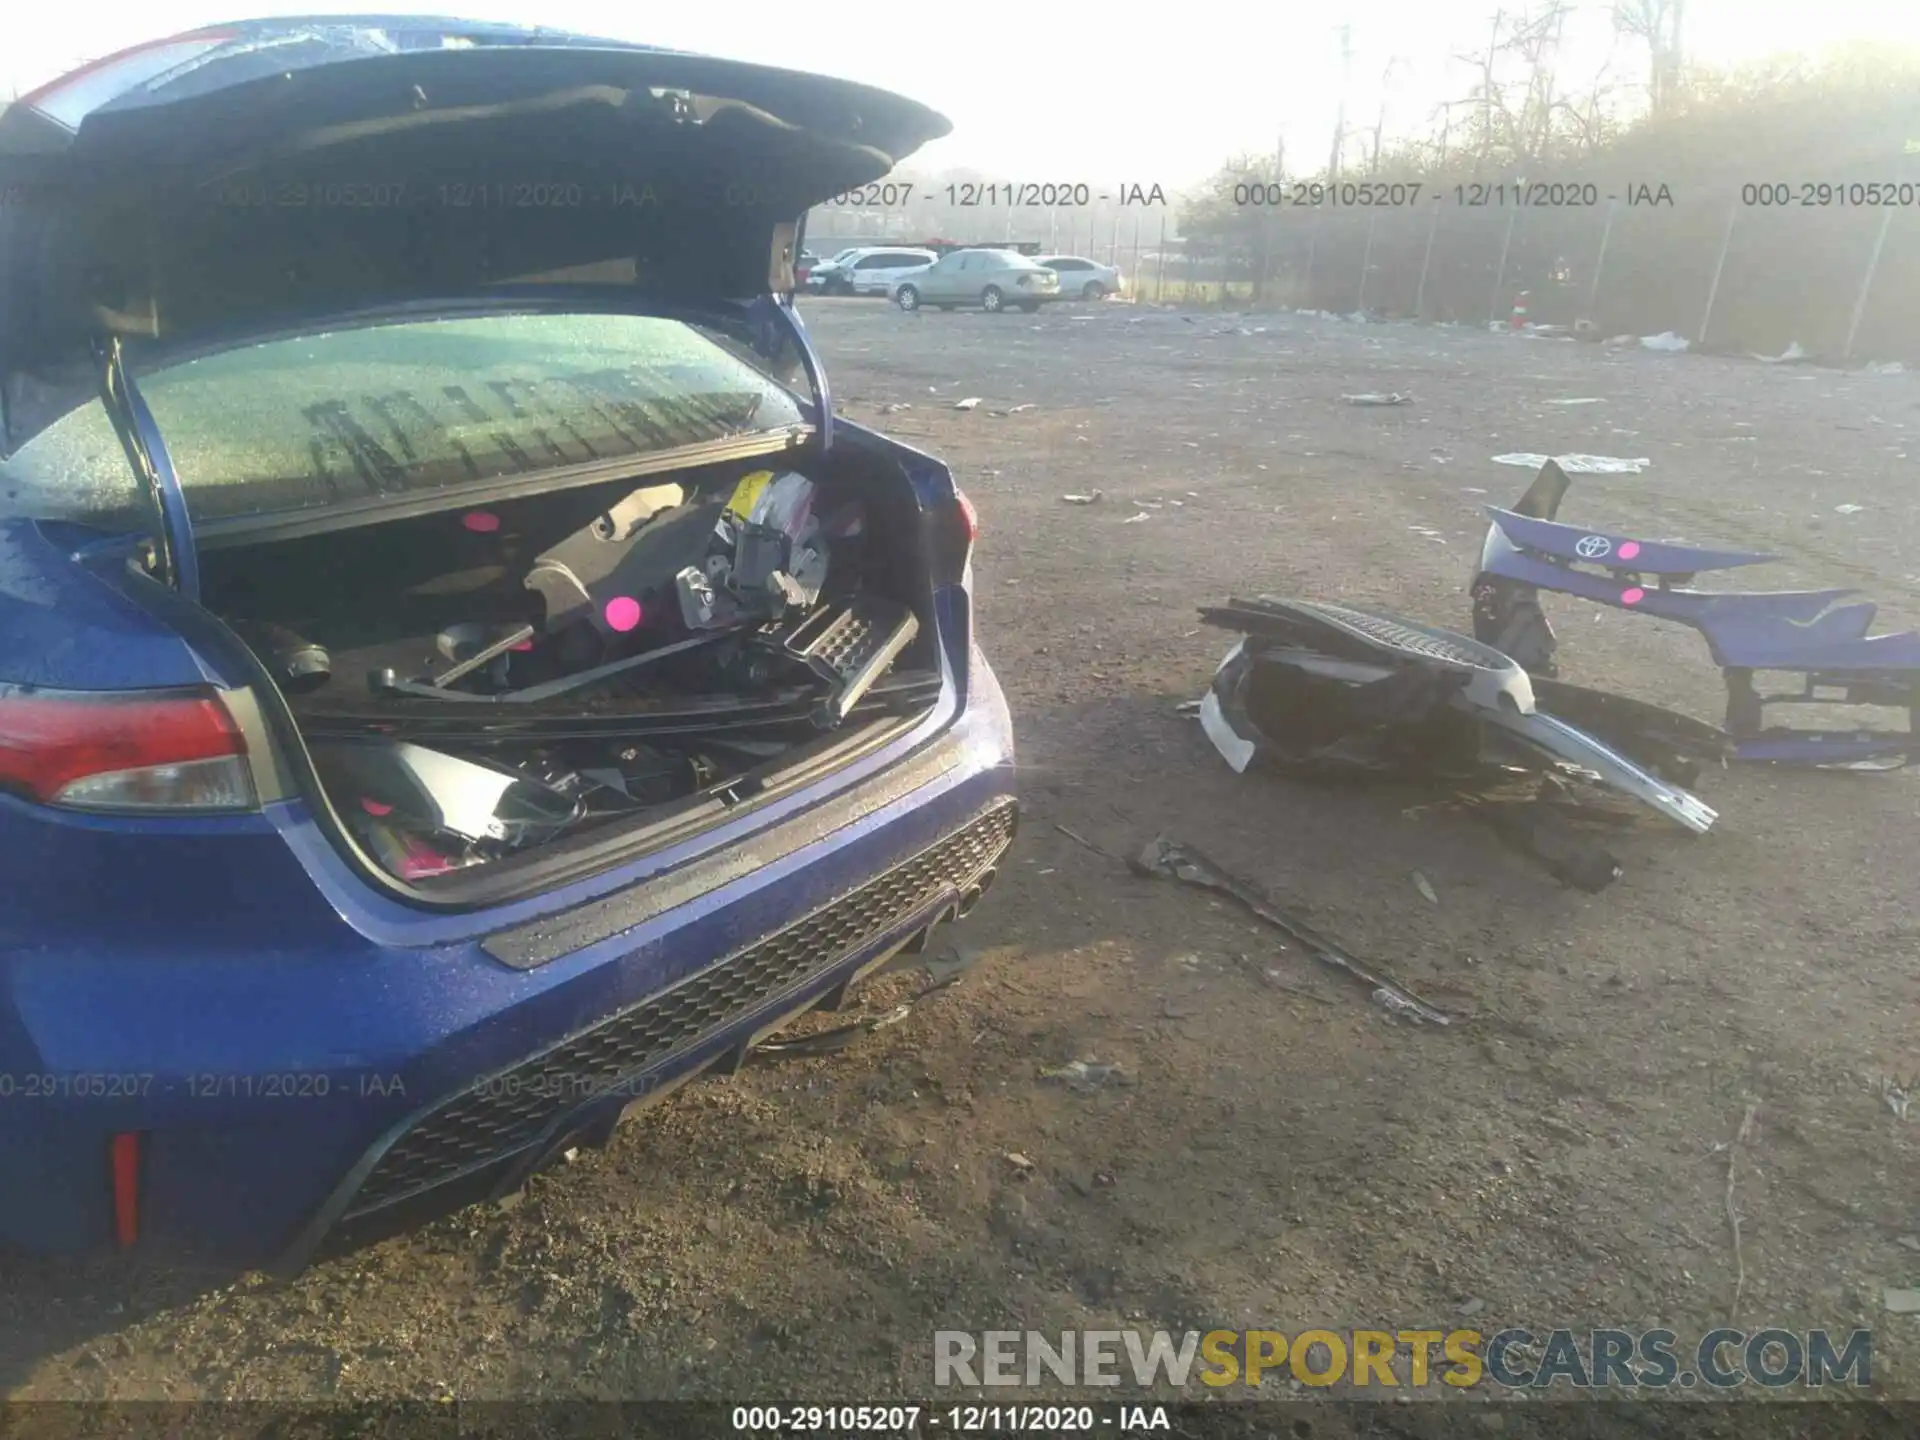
[0, 313, 806, 529]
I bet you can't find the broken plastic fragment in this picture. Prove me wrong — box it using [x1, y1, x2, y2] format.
[953, 397, 981, 411]
[1491, 454, 1650, 475]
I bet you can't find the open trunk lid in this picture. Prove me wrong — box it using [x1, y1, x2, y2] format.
[0, 16, 950, 456]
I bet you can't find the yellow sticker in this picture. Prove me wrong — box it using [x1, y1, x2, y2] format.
[724, 470, 775, 525]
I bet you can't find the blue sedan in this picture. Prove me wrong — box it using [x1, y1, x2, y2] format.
[0, 18, 1016, 1268]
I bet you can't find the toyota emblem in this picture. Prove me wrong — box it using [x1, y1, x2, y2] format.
[1575, 534, 1612, 559]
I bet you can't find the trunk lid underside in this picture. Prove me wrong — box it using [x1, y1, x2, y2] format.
[0, 18, 951, 452]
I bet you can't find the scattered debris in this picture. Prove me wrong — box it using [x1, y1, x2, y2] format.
[751, 983, 933, 1061]
[1456, 1297, 1488, 1318]
[1040, 1060, 1126, 1090]
[1834, 503, 1866, 515]
[1883, 1076, 1911, 1121]
[1884, 1288, 1920, 1315]
[1196, 596, 1715, 838]
[1123, 512, 1152, 524]
[1722, 1100, 1760, 1322]
[1131, 837, 1454, 1025]
[878, 402, 912, 413]
[953, 397, 981, 411]
[1864, 361, 1907, 375]
[1490, 453, 1651, 474]
[1461, 791, 1625, 893]
[1008, 403, 1036, 413]
[1411, 871, 1439, 905]
[1371, 988, 1436, 1024]
[1342, 392, 1414, 406]
[1060, 490, 1106, 505]
[1053, 822, 1123, 864]
[1175, 699, 1203, 715]
[1544, 397, 1605, 406]
[1898, 1236, 1920, 1254]
[1640, 331, 1691, 352]
[1474, 459, 1920, 767]
[1232, 951, 1336, 1004]
[1754, 341, 1810, 365]
[1004, 1151, 1036, 1174]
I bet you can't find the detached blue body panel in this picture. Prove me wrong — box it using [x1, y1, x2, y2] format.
[1473, 468, 1920, 764]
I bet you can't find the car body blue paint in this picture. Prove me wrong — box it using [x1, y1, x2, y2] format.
[0, 25, 1005, 1264]
[0, 520, 212, 691]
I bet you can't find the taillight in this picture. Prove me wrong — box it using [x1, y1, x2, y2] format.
[955, 487, 980, 545]
[927, 487, 979, 589]
[0, 686, 257, 813]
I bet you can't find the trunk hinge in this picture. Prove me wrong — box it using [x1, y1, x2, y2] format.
[93, 336, 199, 601]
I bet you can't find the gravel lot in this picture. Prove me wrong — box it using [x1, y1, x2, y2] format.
[3, 298, 1916, 1410]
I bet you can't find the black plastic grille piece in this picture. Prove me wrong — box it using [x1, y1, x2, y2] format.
[1294, 600, 1516, 670]
[347, 803, 1016, 1214]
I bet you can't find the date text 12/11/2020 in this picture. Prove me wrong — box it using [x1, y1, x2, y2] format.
[824, 183, 1169, 208]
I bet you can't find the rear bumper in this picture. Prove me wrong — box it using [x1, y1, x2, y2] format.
[0, 658, 1015, 1266]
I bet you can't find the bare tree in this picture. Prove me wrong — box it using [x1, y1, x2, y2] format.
[1613, 0, 1687, 115]
[1369, 58, 1409, 173]
[1328, 24, 1355, 181]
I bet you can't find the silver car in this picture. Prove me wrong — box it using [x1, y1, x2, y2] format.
[891, 249, 1061, 313]
[1037, 254, 1124, 300]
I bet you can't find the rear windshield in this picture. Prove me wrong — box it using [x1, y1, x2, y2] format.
[0, 313, 807, 529]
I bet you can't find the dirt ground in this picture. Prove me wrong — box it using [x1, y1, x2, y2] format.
[3, 299, 1917, 1409]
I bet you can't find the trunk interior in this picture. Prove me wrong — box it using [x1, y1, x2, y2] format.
[194, 449, 943, 887]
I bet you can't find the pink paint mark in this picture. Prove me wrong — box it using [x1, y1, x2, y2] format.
[360, 797, 394, 817]
[397, 837, 461, 880]
[1621, 587, 1646, 606]
[604, 595, 643, 632]
[510, 639, 535, 652]
[461, 510, 501, 533]
[1617, 540, 1641, 561]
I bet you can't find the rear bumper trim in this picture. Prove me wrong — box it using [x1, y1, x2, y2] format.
[277, 800, 1015, 1269]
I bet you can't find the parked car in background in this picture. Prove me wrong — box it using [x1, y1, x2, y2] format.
[891, 249, 1061, 313]
[801, 247, 865, 292]
[1037, 255, 1124, 300]
[812, 247, 938, 297]
[795, 249, 820, 285]
[0, 16, 1016, 1266]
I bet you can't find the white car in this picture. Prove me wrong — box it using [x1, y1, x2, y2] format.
[809, 247, 937, 296]
[802, 247, 864, 291]
[1036, 255, 1123, 300]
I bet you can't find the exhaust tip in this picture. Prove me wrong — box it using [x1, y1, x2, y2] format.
[955, 868, 997, 918]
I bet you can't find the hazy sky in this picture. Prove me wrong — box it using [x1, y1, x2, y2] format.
[3, 2, 1915, 186]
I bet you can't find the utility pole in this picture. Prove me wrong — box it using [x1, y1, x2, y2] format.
[1328, 23, 1353, 182]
